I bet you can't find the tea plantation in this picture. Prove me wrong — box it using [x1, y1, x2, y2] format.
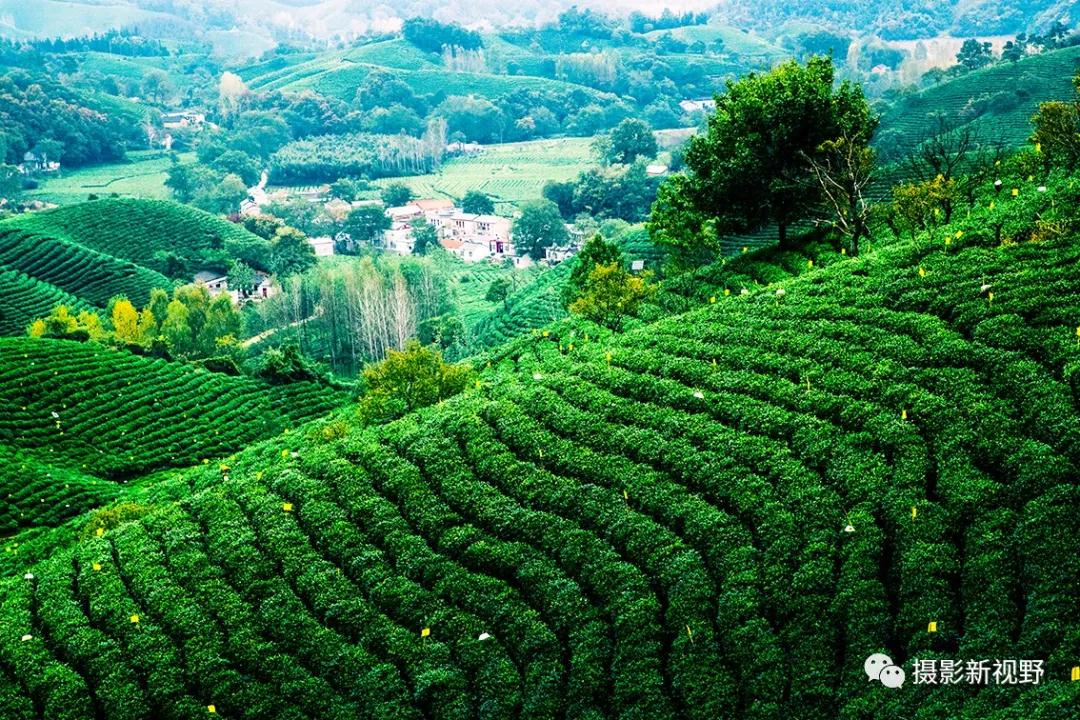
[0, 200, 272, 335]
[0, 337, 352, 480]
[1, 199, 270, 278]
[1, 160, 1078, 719]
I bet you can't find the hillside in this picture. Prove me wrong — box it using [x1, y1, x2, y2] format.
[1, 162, 1078, 718]
[874, 45, 1080, 163]
[0, 199, 273, 334]
[242, 43, 627, 107]
[2, 199, 270, 278]
[0, 337, 352, 480]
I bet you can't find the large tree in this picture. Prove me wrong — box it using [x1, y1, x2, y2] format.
[461, 190, 495, 215]
[595, 118, 658, 165]
[514, 199, 569, 260]
[648, 56, 876, 259]
[341, 204, 391, 253]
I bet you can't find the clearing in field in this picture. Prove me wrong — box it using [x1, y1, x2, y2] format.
[366, 137, 595, 212]
[27, 151, 193, 207]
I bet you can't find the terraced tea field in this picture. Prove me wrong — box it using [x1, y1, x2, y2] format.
[5, 198, 268, 275]
[875, 45, 1080, 162]
[3, 163, 1078, 718]
[0, 337, 352, 479]
[28, 151, 194, 207]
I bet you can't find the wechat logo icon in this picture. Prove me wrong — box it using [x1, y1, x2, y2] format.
[865, 653, 906, 688]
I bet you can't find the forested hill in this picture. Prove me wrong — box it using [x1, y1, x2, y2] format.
[2, 159, 1079, 718]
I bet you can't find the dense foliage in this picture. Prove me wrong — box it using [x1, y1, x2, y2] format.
[0, 71, 139, 168]
[269, 131, 445, 184]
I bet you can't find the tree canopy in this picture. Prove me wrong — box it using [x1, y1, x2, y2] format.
[648, 56, 876, 261]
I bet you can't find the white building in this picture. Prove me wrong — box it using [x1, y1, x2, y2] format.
[679, 98, 716, 114]
[308, 236, 335, 257]
[383, 198, 515, 261]
[194, 270, 277, 304]
[161, 111, 207, 130]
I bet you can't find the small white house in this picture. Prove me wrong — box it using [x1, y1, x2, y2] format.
[162, 111, 207, 130]
[308, 236, 335, 257]
[646, 164, 669, 177]
[194, 270, 277, 304]
[678, 98, 716, 114]
[545, 245, 579, 264]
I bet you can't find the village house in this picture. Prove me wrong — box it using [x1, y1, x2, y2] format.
[161, 111, 207, 130]
[678, 98, 717, 114]
[194, 270, 277, 304]
[308, 236, 335, 257]
[19, 151, 60, 174]
[383, 199, 514, 261]
[646, 163, 669, 177]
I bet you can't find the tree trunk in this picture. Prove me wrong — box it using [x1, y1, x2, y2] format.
[778, 222, 789, 250]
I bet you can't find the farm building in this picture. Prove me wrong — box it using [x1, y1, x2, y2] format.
[679, 98, 717, 113]
[383, 200, 515, 261]
[161, 111, 207, 129]
[308, 236, 335, 257]
[19, 151, 60, 174]
[193, 270, 277, 304]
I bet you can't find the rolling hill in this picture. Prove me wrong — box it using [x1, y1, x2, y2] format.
[2, 199, 269, 277]
[874, 44, 1080, 163]
[0, 336, 352, 480]
[1, 159, 1078, 718]
[0, 199, 271, 335]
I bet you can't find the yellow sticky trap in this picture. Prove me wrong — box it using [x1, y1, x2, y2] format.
[928, 621, 937, 632]
[741, 246, 748, 253]
[282, 503, 293, 512]
[255, 471, 264, 480]
[623, 489, 628, 501]
[92, 562, 102, 572]
[95, 527, 104, 538]
[208, 706, 217, 714]
[709, 296, 716, 304]
[989, 201, 995, 210]
[130, 614, 140, 624]
[918, 267, 926, 278]
[281, 449, 290, 458]
[807, 259, 813, 269]
[988, 292, 994, 304]
[568, 343, 574, 351]
[911, 506, 918, 519]
[421, 627, 430, 638]
[542, 330, 549, 337]
[686, 624, 694, 642]
[723, 288, 730, 296]
[1036, 142, 1042, 153]
[475, 380, 482, 389]
[954, 230, 963, 239]
[605, 352, 612, 363]
[1071, 666, 1079, 681]
[841, 247, 846, 255]
[1011, 188, 1019, 197]
[901, 409, 908, 420]
[944, 237, 951, 247]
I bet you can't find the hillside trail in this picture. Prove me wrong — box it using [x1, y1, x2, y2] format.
[240, 307, 322, 348]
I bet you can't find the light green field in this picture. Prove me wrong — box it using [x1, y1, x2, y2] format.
[368, 137, 595, 212]
[27, 151, 192, 206]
